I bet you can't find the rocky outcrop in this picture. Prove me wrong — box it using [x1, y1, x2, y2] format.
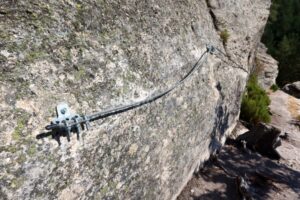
[178, 140, 300, 200]
[255, 43, 279, 89]
[269, 90, 300, 168]
[283, 81, 300, 99]
[236, 123, 282, 159]
[0, 0, 271, 199]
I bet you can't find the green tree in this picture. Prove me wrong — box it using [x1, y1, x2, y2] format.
[262, 0, 300, 86]
[240, 76, 271, 124]
[278, 36, 292, 56]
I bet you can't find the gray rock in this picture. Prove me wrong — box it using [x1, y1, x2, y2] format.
[269, 90, 300, 172]
[283, 81, 300, 98]
[255, 43, 279, 90]
[230, 121, 249, 139]
[237, 123, 281, 159]
[236, 176, 253, 200]
[0, 0, 271, 199]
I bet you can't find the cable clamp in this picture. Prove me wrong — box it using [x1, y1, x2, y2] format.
[206, 44, 216, 54]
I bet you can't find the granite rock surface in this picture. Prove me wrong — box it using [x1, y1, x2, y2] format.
[0, 0, 271, 199]
[255, 42, 279, 90]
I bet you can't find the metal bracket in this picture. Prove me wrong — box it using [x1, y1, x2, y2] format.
[43, 102, 88, 145]
[206, 44, 216, 54]
[38, 45, 211, 145]
[55, 103, 72, 122]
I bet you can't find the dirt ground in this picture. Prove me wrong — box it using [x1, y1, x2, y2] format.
[177, 90, 300, 200]
[177, 143, 300, 200]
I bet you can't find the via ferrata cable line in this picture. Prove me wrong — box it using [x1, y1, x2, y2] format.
[38, 44, 246, 144]
[213, 47, 250, 74]
[88, 45, 211, 122]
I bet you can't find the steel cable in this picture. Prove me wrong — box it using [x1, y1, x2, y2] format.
[88, 47, 209, 121]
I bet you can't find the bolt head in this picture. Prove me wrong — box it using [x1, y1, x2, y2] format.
[61, 108, 67, 114]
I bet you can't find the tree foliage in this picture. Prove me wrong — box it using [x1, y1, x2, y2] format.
[262, 0, 300, 86]
[270, 84, 279, 92]
[241, 76, 271, 124]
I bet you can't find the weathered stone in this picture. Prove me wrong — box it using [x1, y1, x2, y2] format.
[0, 0, 271, 199]
[255, 43, 279, 90]
[236, 123, 281, 159]
[236, 176, 253, 200]
[230, 120, 249, 139]
[283, 81, 300, 99]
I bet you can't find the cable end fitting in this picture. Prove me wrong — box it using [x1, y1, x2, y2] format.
[206, 44, 216, 54]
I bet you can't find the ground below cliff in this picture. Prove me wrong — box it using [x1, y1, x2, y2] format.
[177, 90, 300, 199]
[177, 139, 300, 200]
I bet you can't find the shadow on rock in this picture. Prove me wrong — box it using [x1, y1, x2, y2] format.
[179, 142, 300, 200]
[236, 123, 282, 160]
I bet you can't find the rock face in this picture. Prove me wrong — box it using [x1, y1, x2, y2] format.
[0, 0, 271, 199]
[255, 43, 279, 89]
[283, 81, 300, 99]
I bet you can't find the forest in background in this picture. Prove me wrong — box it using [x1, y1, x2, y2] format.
[262, 0, 300, 86]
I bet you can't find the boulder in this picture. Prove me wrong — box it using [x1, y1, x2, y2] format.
[283, 81, 300, 99]
[230, 121, 249, 139]
[255, 43, 279, 90]
[237, 123, 281, 159]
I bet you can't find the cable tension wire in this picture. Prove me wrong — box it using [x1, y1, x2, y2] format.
[37, 44, 244, 144]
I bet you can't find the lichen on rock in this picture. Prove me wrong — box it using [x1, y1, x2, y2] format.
[0, 0, 271, 199]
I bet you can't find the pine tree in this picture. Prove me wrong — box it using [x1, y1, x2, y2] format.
[262, 0, 300, 86]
